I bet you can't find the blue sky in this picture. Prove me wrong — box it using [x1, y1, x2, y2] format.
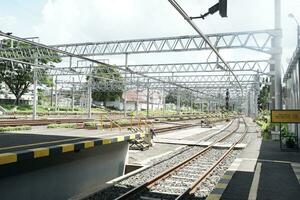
[0, 0, 46, 36]
[0, 0, 299, 71]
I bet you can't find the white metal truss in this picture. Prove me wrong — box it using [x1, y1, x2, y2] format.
[0, 30, 266, 103]
[52, 29, 276, 55]
[0, 29, 277, 60]
[46, 60, 271, 76]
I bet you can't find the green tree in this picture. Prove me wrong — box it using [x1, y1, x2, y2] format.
[165, 89, 177, 105]
[0, 39, 60, 105]
[258, 78, 270, 110]
[91, 65, 124, 103]
[165, 89, 193, 107]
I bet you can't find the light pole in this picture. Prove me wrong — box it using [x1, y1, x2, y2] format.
[288, 13, 300, 47]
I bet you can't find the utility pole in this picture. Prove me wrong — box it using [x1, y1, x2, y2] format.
[274, 0, 282, 110]
[270, 0, 283, 136]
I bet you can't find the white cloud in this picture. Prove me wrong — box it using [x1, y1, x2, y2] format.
[32, 0, 299, 71]
[0, 16, 17, 30]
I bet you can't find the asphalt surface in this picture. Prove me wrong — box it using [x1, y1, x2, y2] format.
[0, 133, 97, 154]
[221, 140, 300, 200]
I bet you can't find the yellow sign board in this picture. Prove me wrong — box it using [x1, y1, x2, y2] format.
[271, 110, 300, 123]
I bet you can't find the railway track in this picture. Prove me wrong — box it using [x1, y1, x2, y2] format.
[0, 118, 93, 127]
[114, 117, 246, 200]
[154, 123, 198, 133]
[84, 117, 247, 200]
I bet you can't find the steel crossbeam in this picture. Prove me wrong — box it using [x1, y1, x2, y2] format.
[128, 74, 256, 83]
[46, 60, 271, 76]
[0, 29, 277, 60]
[52, 29, 276, 55]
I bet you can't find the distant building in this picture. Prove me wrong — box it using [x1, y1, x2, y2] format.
[0, 83, 33, 104]
[104, 89, 163, 111]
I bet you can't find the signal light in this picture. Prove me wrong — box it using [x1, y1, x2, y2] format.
[219, 0, 227, 18]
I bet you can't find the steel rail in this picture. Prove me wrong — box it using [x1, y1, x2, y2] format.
[114, 118, 241, 200]
[176, 117, 248, 199]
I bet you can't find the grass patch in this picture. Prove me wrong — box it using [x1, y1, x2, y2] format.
[0, 126, 31, 132]
[47, 123, 77, 129]
[115, 119, 130, 126]
[256, 110, 272, 140]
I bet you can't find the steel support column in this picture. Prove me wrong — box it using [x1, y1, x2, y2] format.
[274, 0, 283, 110]
[177, 88, 181, 114]
[55, 76, 58, 112]
[87, 84, 92, 119]
[136, 79, 139, 116]
[32, 67, 38, 120]
[162, 83, 166, 115]
[71, 78, 75, 112]
[146, 80, 150, 118]
[123, 54, 128, 117]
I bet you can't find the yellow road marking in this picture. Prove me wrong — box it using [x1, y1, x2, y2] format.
[222, 175, 232, 180]
[103, 139, 111, 145]
[116, 136, 124, 142]
[216, 183, 227, 189]
[0, 153, 17, 165]
[206, 194, 221, 200]
[129, 134, 136, 140]
[60, 144, 74, 153]
[84, 141, 94, 149]
[33, 148, 49, 158]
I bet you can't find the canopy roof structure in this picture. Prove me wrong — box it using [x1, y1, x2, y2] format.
[0, 28, 275, 108]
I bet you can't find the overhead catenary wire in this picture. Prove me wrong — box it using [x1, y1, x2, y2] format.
[168, 0, 243, 95]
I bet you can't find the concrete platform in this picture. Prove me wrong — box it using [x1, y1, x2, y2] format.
[14, 125, 134, 138]
[0, 131, 145, 166]
[128, 121, 231, 165]
[0, 130, 145, 200]
[207, 121, 300, 200]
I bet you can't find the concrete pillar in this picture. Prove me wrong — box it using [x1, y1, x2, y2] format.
[271, 0, 282, 111]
